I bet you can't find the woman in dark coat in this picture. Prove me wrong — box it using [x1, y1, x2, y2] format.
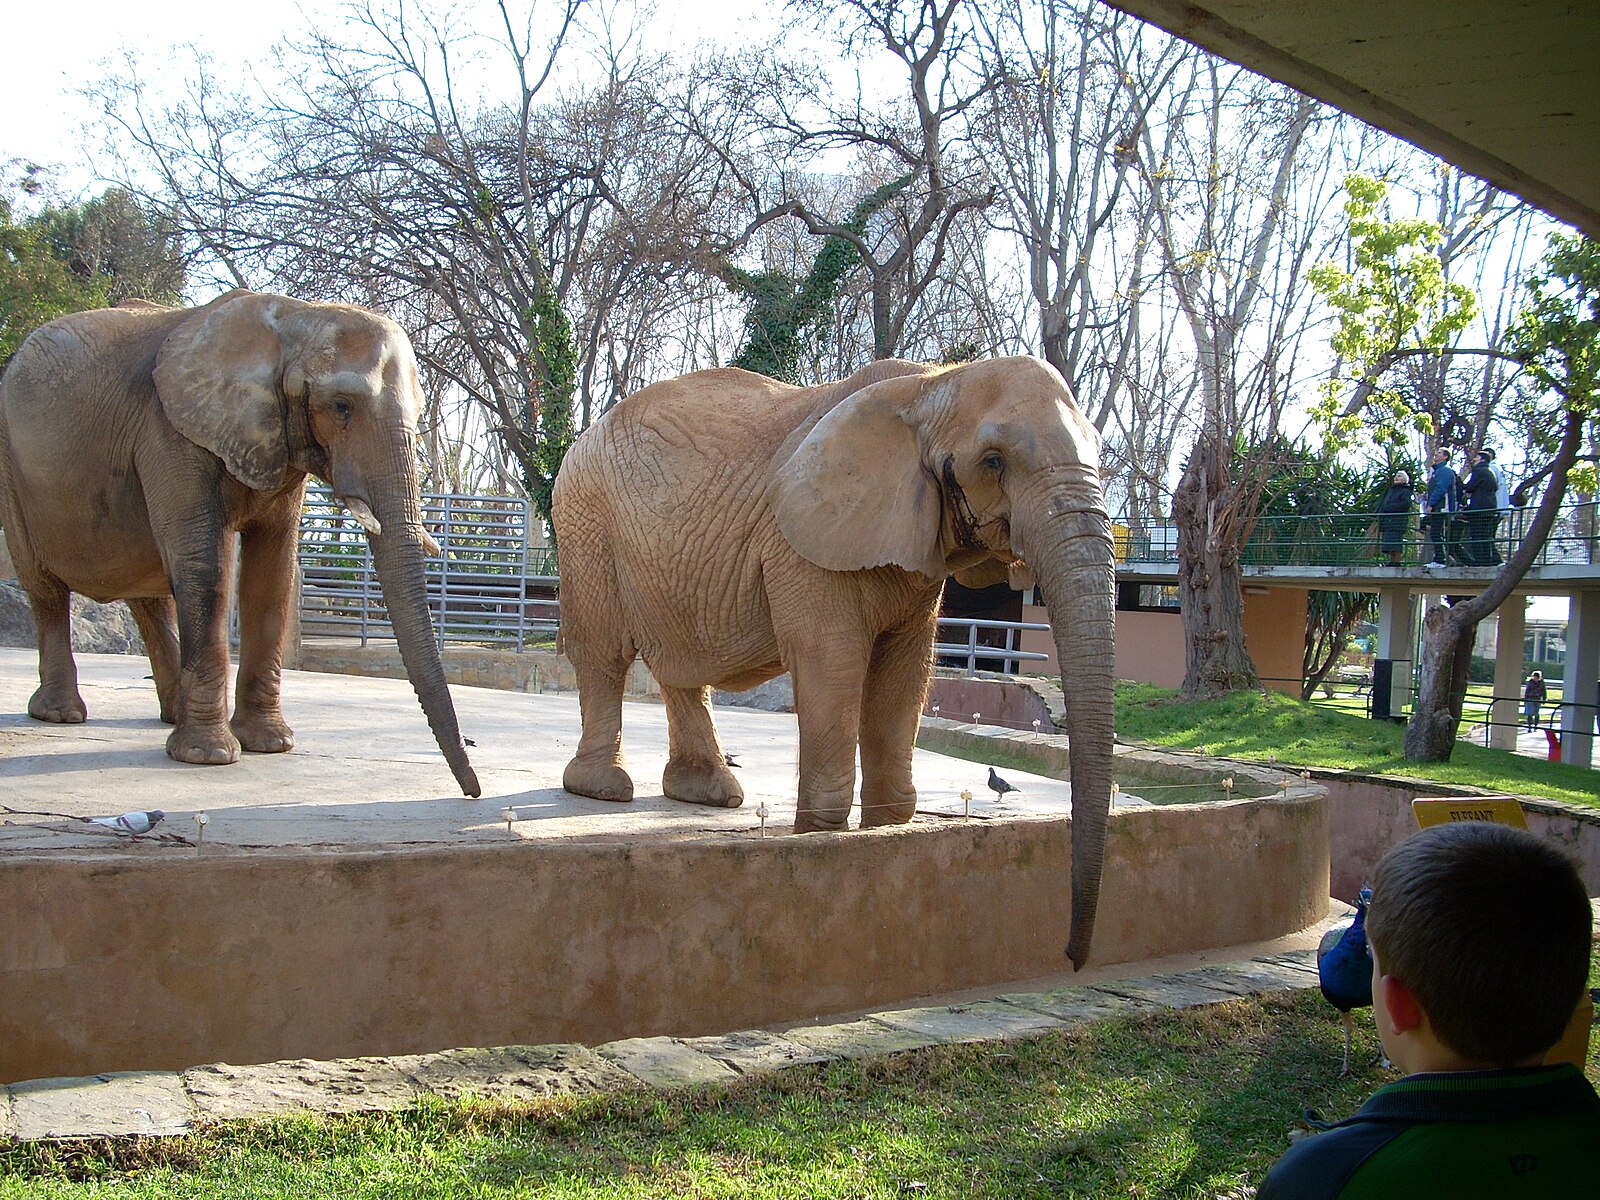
[1460, 448, 1502, 565]
[1376, 471, 1414, 565]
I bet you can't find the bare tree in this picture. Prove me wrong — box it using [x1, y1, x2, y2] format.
[1133, 61, 1355, 696]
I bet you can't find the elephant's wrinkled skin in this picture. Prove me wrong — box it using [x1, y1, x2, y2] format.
[0, 290, 479, 796]
[553, 357, 1114, 966]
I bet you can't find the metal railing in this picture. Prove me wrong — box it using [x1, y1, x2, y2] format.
[934, 617, 1052, 675]
[298, 487, 558, 650]
[1115, 500, 1599, 569]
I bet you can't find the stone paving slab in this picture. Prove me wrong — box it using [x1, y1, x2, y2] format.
[1, 952, 1336, 1142]
[595, 1037, 741, 1088]
[872, 999, 1067, 1044]
[682, 1029, 836, 1075]
[1253, 949, 1321, 979]
[999, 983, 1161, 1023]
[1193, 959, 1327, 996]
[392, 1045, 635, 1102]
[185, 1057, 419, 1121]
[1088, 973, 1246, 1009]
[782, 1017, 945, 1059]
[10, 1072, 193, 1140]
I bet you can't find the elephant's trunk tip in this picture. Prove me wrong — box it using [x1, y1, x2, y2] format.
[451, 755, 481, 798]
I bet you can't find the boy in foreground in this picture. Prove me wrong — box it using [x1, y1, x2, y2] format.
[1259, 821, 1599, 1198]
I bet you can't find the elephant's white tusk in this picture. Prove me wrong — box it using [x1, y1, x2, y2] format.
[421, 528, 443, 557]
[341, 496, 384, 537]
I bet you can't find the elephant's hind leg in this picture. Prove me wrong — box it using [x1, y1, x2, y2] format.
[661, 684, 744, 808]
[563, 654, 637, 803]
[24, 576, 86, 724]
[127, 597, 180, 724]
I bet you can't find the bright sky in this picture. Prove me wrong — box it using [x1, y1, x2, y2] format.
[0, 0, 771, 196]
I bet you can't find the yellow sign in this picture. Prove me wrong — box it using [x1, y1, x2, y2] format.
[1411, 796, 1528, 829]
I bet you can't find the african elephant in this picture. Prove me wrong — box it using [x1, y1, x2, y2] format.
[0, 290, 480, 797]
[552, 356, 1114, 967]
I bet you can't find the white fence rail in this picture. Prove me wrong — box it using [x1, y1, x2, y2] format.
[933, 617, 1051, 676]
[297, 487, 557, 650]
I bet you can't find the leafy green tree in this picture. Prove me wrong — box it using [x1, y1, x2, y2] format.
[1, 196, 106, 364]
[1405, 234, 1600, 761]
[32, 188, 185, 305]
[1309, 174, 1478, 450]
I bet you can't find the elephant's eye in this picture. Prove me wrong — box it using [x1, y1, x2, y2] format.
[982, 451, 1005, 477]
[330, 397, 353, 423]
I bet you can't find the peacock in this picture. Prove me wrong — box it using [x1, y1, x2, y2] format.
[1318, 886, 1374, 1075]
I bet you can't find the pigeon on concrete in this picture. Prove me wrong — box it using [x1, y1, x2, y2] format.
[89, 810, 165, 835]
[724, 752, 741, 768]
[987, 767, 1019, 797]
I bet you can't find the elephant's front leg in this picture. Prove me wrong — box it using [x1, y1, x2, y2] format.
[230, 508, 299, 753]
[164, 523, 241, 766]
[790, 653, 869, 833]
[661, 684, 743, 808]
[858, 612, 938, 828]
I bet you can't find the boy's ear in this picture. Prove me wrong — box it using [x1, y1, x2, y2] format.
[1381, 975, 1425, 1034]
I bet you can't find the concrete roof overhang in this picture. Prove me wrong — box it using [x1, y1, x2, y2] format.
[1100, 2, 1599, 238]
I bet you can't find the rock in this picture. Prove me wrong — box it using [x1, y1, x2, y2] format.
[714, 674, 794, 713]
[0, 582, 146, 656]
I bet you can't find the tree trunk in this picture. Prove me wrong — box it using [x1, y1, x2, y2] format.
[1174, 437, 1261, 696]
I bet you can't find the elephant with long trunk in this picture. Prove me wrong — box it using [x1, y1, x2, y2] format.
[554, 357, 1114, 966]
[0, 290, 480, 797]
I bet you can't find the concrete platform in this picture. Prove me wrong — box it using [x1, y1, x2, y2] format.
[0, 648, 1079, 853]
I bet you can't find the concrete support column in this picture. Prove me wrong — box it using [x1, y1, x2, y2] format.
[1560, 590, 1599, 769]
[1375, 586, 1415, 718]
[1490, 597, 1526, 750]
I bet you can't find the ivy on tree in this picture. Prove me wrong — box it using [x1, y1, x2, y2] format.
[720, 174, 911, 381]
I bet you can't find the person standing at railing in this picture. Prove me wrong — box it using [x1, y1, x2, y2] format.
[1420, 448, 1458, 566]
[1523, 670, 1548, 731]
[1377, 470, 1415, 566]
[1461, 448, 1501, 565]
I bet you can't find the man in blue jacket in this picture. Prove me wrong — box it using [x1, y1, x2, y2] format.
[1420, 448, 1458, 566]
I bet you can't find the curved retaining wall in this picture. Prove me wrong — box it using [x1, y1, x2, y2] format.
[1, 747, 1327, 1085]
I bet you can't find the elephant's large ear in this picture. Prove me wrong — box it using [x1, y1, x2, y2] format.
[773, 374, 945, 579]
[153, 291, 294, 492]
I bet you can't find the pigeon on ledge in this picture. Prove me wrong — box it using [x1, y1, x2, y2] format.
[89, 810, 166, 836]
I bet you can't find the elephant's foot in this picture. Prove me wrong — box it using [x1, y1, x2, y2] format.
[792, 805, 850, 833]
[29, 686, 87, 724]
[564, 758, 635, 803]
[860, 788, 917, 827]
[167, 723, 242, 766]
[663, 758, 745, 809]
[232, 711, 295, 754]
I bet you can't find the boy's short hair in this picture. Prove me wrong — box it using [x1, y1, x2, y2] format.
[1366, 822, 1591, 1065]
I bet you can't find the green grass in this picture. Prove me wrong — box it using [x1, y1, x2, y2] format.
[6, 974, 1596, 1200]
[1115, 683, 1600, 810]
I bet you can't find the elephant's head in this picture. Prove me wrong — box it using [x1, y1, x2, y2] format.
[151, 289, 481, 798]
[774, 356, 1114, 968]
